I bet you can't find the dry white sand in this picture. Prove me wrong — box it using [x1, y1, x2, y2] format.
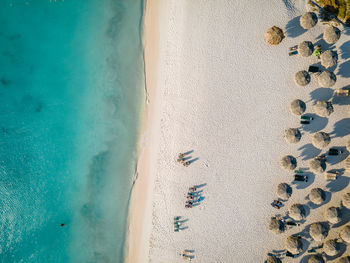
[126, 0, 350, 262]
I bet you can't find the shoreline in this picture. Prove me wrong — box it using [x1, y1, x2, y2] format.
[124, 0, 161, 262]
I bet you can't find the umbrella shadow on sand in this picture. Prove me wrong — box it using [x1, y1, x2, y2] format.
[298, 143, 321, 160]
[309, 88, 334, 102]
[339, 40, 350, 59]
[337, 60, 350, 78]
[330, 118, 350, 138]
[332, 85, 350, 105]
[325, 169, 349, 193]
[300, 114, 328, 133]
[332, 207, 350, 229]
[285, 16, 307, 38]
[292, 172, 315, 190]
[326, 147, 348, 165]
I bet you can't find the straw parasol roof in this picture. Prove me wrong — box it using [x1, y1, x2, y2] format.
[285, 235, 303, 254]
[344, 156, 350, 171]
[265, 26, 285, 45]
[325, 206, 342, 224]
[309, 158, 326, 173]
[290, 99, 306, 115]
[342, 193, 350, 209]
[309, 222, 328, 242]
[308, 254, 325, 263]
[340, 225, 350, 243]
[284, 128, 302, 144]
[267, 255, 282, 263]
[300, 12, 318, 29]
[346, 138, 350, 151]
[309, 188, 326, 205]
[269, 217, 285, 234]
[314, 101, 334, 117]
[323, 26, 341, 44]
[323, 239, 340, 256]
[298, 41, 314, 57]
[320, 50, 338, 68]
[318, 70, 336, 87]
[281, 155, 297, 170]
[295, 70, 311, 86]
[289, 203, 306, 221]
[277, 183, 292, 200]
[337, 257, 350, 263]
[312, 132, 331, 149]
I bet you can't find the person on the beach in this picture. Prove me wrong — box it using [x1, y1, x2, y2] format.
[183, 161, 190, 167]
[189, 187, 196, 191]
[313, 45, 322, 58]
[60, 223, 66, 227]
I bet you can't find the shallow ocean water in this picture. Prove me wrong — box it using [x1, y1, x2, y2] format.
[0, 0, 144, 262]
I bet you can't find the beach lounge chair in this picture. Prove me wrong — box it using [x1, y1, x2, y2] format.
[285, 251, 295, 257]
[308, 66, 320, 73]
[325, 171, 338, 180]
[301, 115, 313, 120]
[289, 45, 297, 51]
[328, 148, 342, 156]
[289, 50, 298, 56]
[294, 169, 304, 174]
[300, 120, 310, 125]
[335, 88, 349, 97]
[294, 174, 308, 182]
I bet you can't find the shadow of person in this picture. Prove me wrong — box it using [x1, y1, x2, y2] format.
[285, 16, 307, 38]
[330, 118, 350, 138]
[298, 143, 321, 161]
[337, 60, 350, 78]
[309, 88, 334, 102]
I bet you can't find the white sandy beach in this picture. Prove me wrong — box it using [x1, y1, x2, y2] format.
[127, 0, 350, 262]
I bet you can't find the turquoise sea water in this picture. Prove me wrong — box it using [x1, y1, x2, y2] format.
[0, 0, 145, 262]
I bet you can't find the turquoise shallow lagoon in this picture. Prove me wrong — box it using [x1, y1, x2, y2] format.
[0, 0, 145, 262]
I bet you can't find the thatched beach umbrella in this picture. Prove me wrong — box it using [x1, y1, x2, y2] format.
[344, 156, 350, 171]
[281, 155, 297, 170]
[325, 206, 341, 224]
[320, 50, 338, 68]
[312, 132, 331, 149]
[337, 257, 350, 263]
[267, 255, 281, 263]
[341, 193, 350, 210]
[308, 254, 325, 263]
[285, 236, 303, 255]
[309, 158, 326, 173]
[285, 235, 303, 254]
[269, 217, 284, 234]
[290, 99, 306, 116]
[323, 239, 340, 256]
[284, 128, 302, 144]
[309, 188, 326, 205]
[295, 70, 311, 86]
[340, 225, 350, 243]
[265, 26, 285, 45]
[314, 101, 334, 117]
[346, 138, 350, 152]
[318, 70, 336, 87]
[277, 183, 292, 200]
[342, 193, 350, 209]
[324, 26, 341, 44]
[300, 12, 318, 29]
[298, 41, 314, 57]
[289, 203, 306, 221]
[309, 222, 328, 242]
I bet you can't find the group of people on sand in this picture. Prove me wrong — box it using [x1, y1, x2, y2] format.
[177, 153, 191, 167]
[185, 186, 204, 208]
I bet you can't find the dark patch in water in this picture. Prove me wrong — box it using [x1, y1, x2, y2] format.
[8, 34, 20, 41]
[20, 95, 44, 113]
[106, 2, 126, 39]
[0, 77, 11, 86]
